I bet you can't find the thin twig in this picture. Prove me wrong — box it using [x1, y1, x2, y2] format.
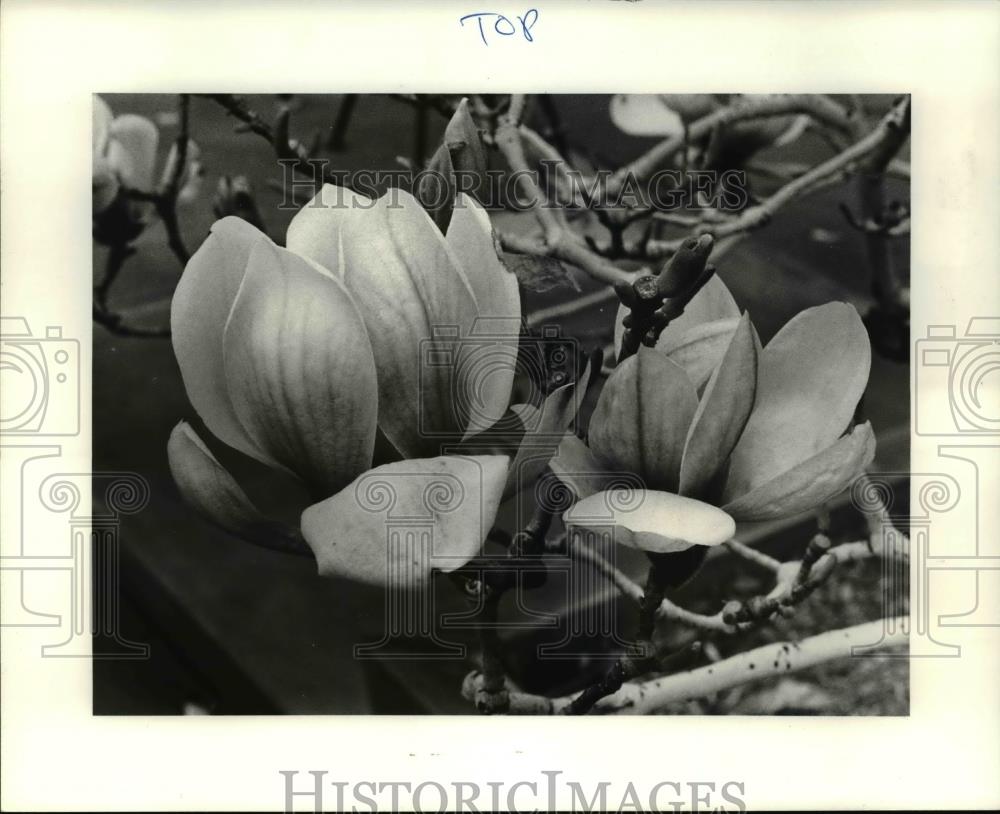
[606, 94, 854, 197]
[500, 231, 636, 287]
[202, 94, 343, 192]
[644, 97, 911, 258]
[724, 539, 782, 574]
[153, 93, 192, 265]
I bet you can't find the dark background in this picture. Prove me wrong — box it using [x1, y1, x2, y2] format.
[93, 94, 909, 715]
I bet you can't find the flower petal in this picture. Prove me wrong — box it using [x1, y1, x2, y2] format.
[589, 347, 698, 492]
[222, 239, 378, 496]
[167, 422, 303, 551]
[661, 317, 742, 391]
[171, 217, 278, 466]
[613, 272, 739, 360]
[158, 140, 203, 205]
[722, 422, 876, 521]
[564, 488, 735, 553]
[609, 94, 684, 137]
[107, 114, 159, 192]
[339, 189, 480, 458]
[93, 95, 113, 161]
[504, 374, 583, 497]
[724, 302, 871, 498]
[301, 454, 509, 586]
[92, 159, 119, 214]
[286, 183, 371, 277]
[447, 194, 522, 437]
[679, 313, 758, 500]
[549, 433, 618, 500]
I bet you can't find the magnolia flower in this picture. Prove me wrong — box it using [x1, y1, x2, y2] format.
[555, 274, 874, 552]
[92, 95, 202, 221]
[168, 186, 574, 585]
[609, 94, 808, 160]
[609, 94, 724, 138]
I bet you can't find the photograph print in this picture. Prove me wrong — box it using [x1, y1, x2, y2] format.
[90, 92, 911, 715]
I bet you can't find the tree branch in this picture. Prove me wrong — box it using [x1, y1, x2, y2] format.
[606, 94, 854, 196]
[463, 616, 907, 714]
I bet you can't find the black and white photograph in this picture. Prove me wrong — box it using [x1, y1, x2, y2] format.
[90, 91, 911, 716]
[2, 2, 998, 811]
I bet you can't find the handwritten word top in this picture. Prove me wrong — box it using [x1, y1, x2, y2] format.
[460, 10, 538, 45]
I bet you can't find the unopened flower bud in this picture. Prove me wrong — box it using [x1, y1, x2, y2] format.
[805, 553, 837, 587]
[657, 233, 714, 297]
[419, 98, 487, 231]
[213, 175, 268, 235]
[159, 139, 203, 204]
[722, 600, 744, 626]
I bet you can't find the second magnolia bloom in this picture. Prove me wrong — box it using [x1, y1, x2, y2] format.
[558, 272, 874, 551]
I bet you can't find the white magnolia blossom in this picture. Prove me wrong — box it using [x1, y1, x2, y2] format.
[168, 186, 556, 585]
[557, 274, 874, 551]
[92, 95, 201, 216]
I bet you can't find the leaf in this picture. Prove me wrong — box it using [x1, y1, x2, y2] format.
[501, 251, 579, 293]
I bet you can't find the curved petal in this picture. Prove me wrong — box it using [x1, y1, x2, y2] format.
[301, 454, 509, 586]
[661, 317, 741, 392]
[549, 433, 618, 501]
[92, 159, 119, 214]
[504, 373, 583, 498]
[564, 488, 735, 553]
[447, 195, 522, 437]
[222, 239, 378, 497]
[658, 94, 724, 123]
[722, 422, 876, 521]
[93, 95, 113, 161]
[158, 140, 203, 205]
[107, 114, 159, 192]
[339, 188, 480, 458]
[613, 273, 739, 359]
[286, 183, 371, 276]
[171, 217, 277, 466]
[724, 302, 871, 498]
[588, 347, 698, 492]
[609, 95, 684, 137]
[167, 422, 302, 551]
[679, 313, 757, 500]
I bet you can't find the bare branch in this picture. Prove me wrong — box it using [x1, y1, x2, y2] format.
[462, 617, 907, 714]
